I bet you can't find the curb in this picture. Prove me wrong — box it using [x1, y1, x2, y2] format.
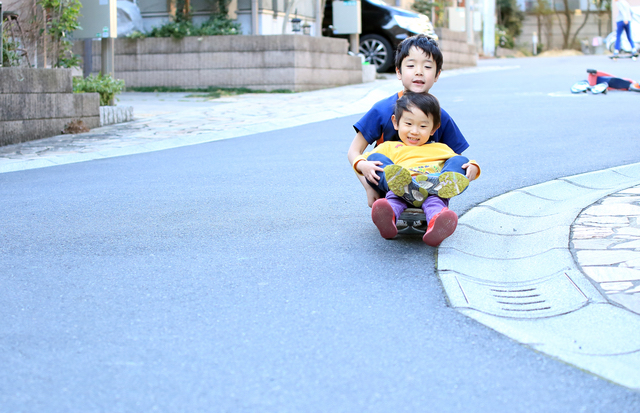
[100, 106, 134, 127]
[437, 162, 640, 389]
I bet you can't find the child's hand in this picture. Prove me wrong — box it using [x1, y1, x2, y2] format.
[357, 160, 384, 183]
[462, 163, 479, 181]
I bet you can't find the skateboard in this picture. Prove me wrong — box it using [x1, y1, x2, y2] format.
[610, 53, 638, 60]
[397, 208, 428, 235]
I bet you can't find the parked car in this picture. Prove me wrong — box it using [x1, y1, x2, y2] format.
[322, 0, 437, 72]
[605, 7, 640, 53]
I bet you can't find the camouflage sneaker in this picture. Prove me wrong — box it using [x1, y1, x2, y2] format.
[415, 171, 469, 199]
[384, 164, 428, 207]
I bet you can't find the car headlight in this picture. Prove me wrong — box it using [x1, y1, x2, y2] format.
[393, 14, 437, 38]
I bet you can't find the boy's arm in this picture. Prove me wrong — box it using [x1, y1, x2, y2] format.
[348, 132, 383, 207]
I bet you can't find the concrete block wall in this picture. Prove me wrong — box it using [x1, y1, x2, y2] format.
[517, 13, 610, 52]
[74, 35, 364, 92]
[0, 68, 100, 147]
[436, 28, 478, 70]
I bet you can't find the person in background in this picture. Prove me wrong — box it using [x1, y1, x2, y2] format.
[613, 0, 638, 56]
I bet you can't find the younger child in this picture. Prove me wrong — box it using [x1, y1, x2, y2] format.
[353, 92, 480, 247]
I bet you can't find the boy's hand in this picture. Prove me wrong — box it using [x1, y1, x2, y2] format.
[462, 163, 479, 181]
[357, 160, 384, 183]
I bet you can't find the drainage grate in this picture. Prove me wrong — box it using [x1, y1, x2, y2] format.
[449, 271, 590, 319]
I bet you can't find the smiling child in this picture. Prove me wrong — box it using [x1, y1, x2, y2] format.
[353, 92, 480, 247]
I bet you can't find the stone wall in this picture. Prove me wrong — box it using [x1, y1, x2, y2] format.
[73, 35, 365, 92]
[436, 28, 478, 70]
[0, 68, 100, 147]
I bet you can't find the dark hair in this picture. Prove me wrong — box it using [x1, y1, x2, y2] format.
[394, 34, 443, 75]
[394, 92, 441, 129]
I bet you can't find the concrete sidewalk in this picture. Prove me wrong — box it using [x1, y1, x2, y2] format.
[2, 64, 639, 390]
[0, 67, 510, 174]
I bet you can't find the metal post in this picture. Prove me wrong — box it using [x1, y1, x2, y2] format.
[349, 33, 359, 55]
[83, 38, 92, 77]
[1, 2, 3, 67]
[101, 37, 114, 77]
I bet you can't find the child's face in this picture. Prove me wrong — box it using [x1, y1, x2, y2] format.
[392, 107, 438, 146]
[396, 46, 440, 93]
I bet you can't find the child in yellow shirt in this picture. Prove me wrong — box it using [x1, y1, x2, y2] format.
[353, 92, 480, 246]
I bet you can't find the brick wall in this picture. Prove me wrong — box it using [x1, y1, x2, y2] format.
[74, 35, 365, 92]
[0, 68, 100, 147]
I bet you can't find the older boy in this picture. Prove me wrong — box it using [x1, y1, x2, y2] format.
[347, 34, 475, 207]
[353, 92, 480, 246]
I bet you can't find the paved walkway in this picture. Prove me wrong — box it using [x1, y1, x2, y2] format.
[2, 66, 640, 390]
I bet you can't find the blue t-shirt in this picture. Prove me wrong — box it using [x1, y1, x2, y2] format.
[353, 92, 469, 154]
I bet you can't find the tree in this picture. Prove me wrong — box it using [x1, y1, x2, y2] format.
[497, 0, 525, 39]
[174, 0, 191, 22]
[592, 0, 611, 36]
[553, 0, 591, 49]
[412, 0, 447, 27]
[38, 0, 82, 68]
[531, 0, 554, 51]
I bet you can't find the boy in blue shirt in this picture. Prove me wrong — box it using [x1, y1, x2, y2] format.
[347, 34, 476, 207]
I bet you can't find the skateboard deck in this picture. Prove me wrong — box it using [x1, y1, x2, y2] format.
[610, 54, 638, 60]
[397, 208, 427, 235]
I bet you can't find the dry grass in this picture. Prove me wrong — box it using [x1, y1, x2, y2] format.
[536, 49, 584, 57]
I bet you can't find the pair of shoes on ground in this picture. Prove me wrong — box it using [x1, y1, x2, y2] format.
[371, 198, 458, 246]
[384, 164, 469, 207]
[630, 82, 640, 92]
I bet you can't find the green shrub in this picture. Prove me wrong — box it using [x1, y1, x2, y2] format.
[38, 0, 83, 68]
[126, 86, 293, 96]
[73, 74, 125, 106]
[147, 20, 197, 39]
[130, 16, 241, 40]
[2, 32, 22, 67]
[198, 17, 242, 36]
[496, 25, 515, 49]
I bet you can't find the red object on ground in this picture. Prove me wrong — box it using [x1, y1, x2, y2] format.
[422, 207, 458, 247]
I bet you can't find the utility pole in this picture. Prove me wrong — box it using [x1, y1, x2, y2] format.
[251, 0, 259, 35]
[0, 2, 3, 67]
[482, 0, 496, 56]
[465, 0, 474, 45]
[315, 0, 323, 37]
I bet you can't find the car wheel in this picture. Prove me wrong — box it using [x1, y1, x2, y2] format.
[359, 34, 394, 73]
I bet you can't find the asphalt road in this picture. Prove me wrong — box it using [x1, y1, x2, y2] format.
[2, 55, 640, 412]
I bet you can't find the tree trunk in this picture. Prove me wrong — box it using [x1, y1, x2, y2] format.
[553, 0, 571, 49]
[570, 5, 591, 48]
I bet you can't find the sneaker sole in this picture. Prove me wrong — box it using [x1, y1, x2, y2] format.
[423, 209, 458, 247]
[416, 172, 469, 199]
[371, 199, 398, 239]
[384, 164, 426, 207]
